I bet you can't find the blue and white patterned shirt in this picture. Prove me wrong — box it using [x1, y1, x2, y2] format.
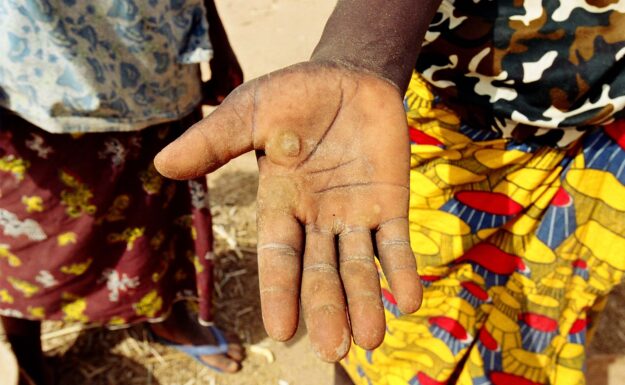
[0, 0, 213, 133]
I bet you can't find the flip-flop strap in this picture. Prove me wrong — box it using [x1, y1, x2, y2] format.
[207, 325, 229, 349]
[174, 341, 229, 356]
[149, 326, 230, 356]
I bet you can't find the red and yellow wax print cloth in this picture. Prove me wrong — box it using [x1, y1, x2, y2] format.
[341, 73, 625, 385]
[0, 110, 214, 326]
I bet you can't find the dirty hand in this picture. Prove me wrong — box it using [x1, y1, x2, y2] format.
[154, 61, 422, 362]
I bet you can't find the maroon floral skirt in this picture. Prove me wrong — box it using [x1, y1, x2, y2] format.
[0, 109, 214, 326]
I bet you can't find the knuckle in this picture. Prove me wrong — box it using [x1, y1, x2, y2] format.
[303, 262, 338, 274]
[338, 227, 370, 238]
[258, 242, 299, 257]
[339, 254, 372, 264]
[260, 286, 298, 296]
[379, 239, 411, 248]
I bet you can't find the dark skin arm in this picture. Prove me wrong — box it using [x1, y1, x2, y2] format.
[202, 0, 244, 104]
[312, 0, 441, 92]
[156, 0, 441, 362]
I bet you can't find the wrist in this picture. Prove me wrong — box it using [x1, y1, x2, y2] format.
[307, 58, 403, 94]
[309, 0, 441, 94]
[310, 52, 408, 94]
[204, 0, 230, 49]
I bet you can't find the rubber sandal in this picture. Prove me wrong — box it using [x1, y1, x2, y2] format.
[148, 325, 230, 372]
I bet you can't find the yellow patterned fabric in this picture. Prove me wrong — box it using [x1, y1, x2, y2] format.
[341, 73, 625, 385]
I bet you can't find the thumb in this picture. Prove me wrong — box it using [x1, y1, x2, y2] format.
[154, 83, 255, 180]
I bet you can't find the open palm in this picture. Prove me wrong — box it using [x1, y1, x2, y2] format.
[155, 62, 422, 361]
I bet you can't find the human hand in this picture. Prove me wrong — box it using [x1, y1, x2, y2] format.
[155, 62, 422, 361]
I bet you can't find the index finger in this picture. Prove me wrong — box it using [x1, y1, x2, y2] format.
[257, 212, 303, 341]
[256, 164, 305, 341]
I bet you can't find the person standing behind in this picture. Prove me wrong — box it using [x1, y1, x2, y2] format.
[155, 0, 625, 384]
[0, 1, 244, 384]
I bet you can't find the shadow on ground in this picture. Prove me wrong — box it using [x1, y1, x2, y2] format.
[47, 326, 163, 385]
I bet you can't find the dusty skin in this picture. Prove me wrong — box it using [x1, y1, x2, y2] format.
[154, 61, 423, 362]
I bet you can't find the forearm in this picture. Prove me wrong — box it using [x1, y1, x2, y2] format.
[203, 0, 230, 50]
[311, 0, 441, 93]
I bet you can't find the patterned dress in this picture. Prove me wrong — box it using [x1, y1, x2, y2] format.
[0, 0, 217, 326]
[342, 0, 625, 384]
[0, 110, 215, 326]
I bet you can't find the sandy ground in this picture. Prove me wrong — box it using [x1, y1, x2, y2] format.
[2, 1, 625, 384]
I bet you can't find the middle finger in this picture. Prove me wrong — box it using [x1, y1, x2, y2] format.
[301, 225, 350, 362]
[338, 226, 385, 350]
